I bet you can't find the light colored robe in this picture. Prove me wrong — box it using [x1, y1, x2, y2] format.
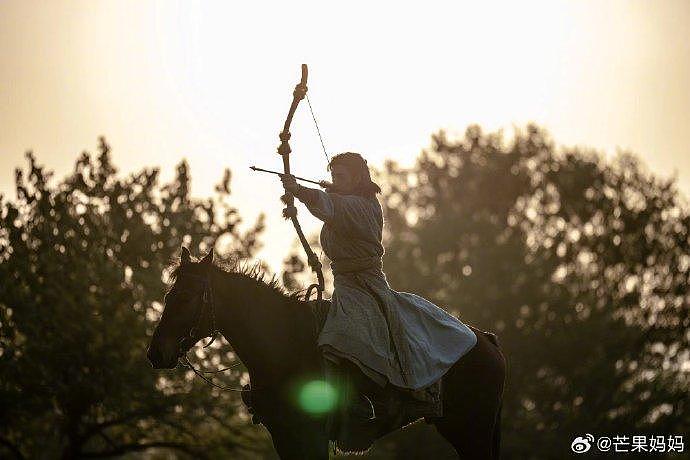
[300, 188, 477, 391]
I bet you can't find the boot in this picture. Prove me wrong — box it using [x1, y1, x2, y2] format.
[322, 356, 345, 440]
[322, 357, 377, 443]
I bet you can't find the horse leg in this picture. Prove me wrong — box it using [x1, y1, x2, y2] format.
[432, 327, 506, 459]
[434, 394, 502, 459]
[492, 401, 503, 458]
[434, 412, 498, 459]
[264, 417, 329, 460]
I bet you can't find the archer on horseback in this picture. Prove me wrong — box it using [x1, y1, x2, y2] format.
[148, 65, 504, 457]
[281, 152, 479, 438]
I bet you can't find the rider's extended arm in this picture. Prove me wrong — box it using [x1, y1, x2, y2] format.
[292, 184, 322, 207]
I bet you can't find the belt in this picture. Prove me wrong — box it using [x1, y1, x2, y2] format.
[331, 256, 383, 276]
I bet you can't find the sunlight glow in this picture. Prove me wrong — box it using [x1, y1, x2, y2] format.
[1, 0, 689, 271]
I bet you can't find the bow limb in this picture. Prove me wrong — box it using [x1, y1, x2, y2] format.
[276, 64, 325, 301]
[278, 64, 308, 175]
[278, 64, 307, 207]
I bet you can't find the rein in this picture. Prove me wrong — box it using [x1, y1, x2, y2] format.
[175, 272, 248, 393]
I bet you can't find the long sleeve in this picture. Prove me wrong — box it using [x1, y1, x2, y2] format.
[294, 186, 382, 242]
[293, 185, 335, 223]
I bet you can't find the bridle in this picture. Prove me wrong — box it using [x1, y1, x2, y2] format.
[174, 272, 218, 352]
[172, 272, 247, 392]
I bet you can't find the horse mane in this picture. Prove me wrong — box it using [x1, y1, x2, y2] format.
[164, 256, 306, 302]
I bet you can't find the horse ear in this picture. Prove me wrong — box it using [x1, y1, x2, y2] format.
[201, 248, 214, 265]
[181, 246, 191, 265]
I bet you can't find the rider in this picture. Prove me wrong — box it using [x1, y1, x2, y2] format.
[281, 152, 477, 429]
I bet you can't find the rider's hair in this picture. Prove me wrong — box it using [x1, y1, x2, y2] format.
[327, 152, 382, 198]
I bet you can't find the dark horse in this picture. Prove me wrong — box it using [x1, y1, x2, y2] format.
[147, 248, 506, 459]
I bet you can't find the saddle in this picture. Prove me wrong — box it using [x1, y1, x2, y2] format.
[309, 300, 442, 454]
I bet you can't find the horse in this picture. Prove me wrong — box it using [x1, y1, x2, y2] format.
[147, 248, 507, 459]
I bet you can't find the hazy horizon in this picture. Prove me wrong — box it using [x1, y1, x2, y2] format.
[3, 0, 689, 271]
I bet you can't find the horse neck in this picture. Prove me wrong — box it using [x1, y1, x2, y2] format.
[209, 268, 319, 385]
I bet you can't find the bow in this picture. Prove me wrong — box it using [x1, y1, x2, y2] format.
[277, 64, 326, 302]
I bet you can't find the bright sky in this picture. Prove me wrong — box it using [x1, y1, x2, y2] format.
[2, 0, 689, 271]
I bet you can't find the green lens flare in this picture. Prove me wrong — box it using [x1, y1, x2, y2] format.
[298, 380, 338, 414]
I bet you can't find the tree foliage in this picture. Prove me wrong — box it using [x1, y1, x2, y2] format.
[0, 138, 269, 459]
[377, 124, 689, 458]
[2, 125, 688, 459]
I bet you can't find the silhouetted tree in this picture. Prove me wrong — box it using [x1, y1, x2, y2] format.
[377, 124, 689, 458]
[5, 125, 687, 459]
[0, 138, 269, 459]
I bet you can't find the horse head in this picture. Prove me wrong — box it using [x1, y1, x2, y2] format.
[147, 246, 216, 369]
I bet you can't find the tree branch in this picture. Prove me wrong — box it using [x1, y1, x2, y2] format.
[0, 436, 25, 460]
[97, 432, 118, 450]
[77, 405, 172, 445]
[79, 441, 209, 459]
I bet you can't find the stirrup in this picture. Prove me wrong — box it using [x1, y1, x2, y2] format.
[361, 394, 376, 420]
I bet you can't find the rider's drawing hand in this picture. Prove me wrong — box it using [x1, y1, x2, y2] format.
[319, 180, 335, 192]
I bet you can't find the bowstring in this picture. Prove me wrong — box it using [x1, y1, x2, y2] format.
[304, 91, 329, 302]
[306, 93, 330, 164]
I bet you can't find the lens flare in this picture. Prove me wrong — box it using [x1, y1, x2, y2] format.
[298, 380, 338, 414]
